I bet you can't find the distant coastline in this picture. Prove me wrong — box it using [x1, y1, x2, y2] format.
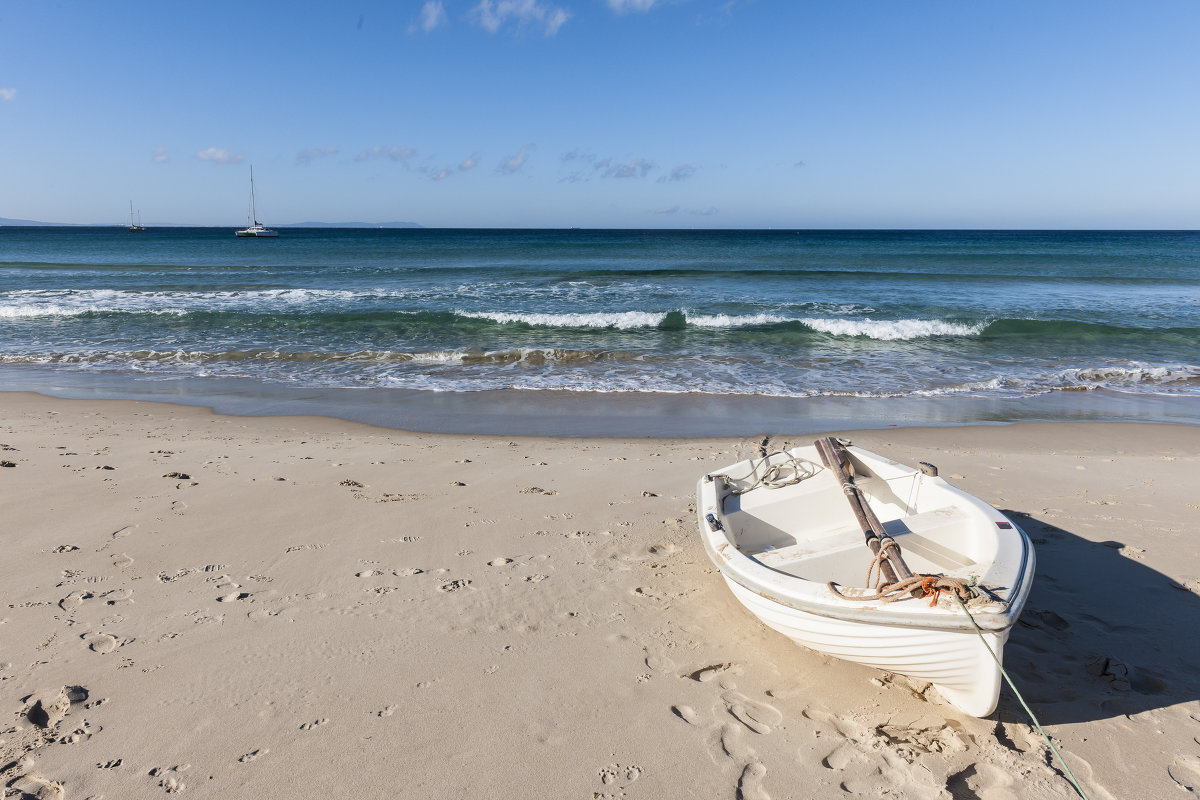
[0, 217, 422, 228]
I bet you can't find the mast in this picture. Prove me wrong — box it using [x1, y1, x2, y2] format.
[249, 165, 258, 226]
[129, 200, 135, 227]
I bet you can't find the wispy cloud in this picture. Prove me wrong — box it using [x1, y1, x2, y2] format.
[656, 163, 695, 183]
[607, 0, 657, 13]
[152, 147, 169, 163]
[601, 157, 655, 179]
[793, 160, 806, 168]
[690, 206, 719, 216]
[655, 206, 680, 215]
[196, 147, 244, 164]
[297, 146, 339, 165]
[499, 144, 534, 174]
[0, 88, 15, 102]
[355, 145, 416, 163]
[412, 1, 447, 32]
[432, 168, 453, 181]
[459, 154, 480, 171]
[472, 0, 570, 36]
[560, 151, 658, 181]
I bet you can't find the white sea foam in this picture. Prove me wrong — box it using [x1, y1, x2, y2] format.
[0, 288, 410, 317]
[686, 313, 796, 327]
[800, 317, 985, 340]
[457, 310, 665, 329]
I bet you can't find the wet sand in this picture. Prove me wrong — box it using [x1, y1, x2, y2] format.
[1, 392, 1198, 799]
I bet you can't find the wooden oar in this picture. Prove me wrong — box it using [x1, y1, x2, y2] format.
[814, 437, 916, 588]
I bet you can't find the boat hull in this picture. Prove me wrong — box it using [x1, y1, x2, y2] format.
[723, 576, 1006, 716]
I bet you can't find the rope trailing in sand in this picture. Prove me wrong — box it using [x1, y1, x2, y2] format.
[953, 593, 1092, 800]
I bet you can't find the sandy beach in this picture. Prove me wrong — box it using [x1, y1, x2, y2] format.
[2, 391, 1198, 800]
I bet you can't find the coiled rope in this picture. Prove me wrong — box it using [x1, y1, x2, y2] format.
[827, 539, 976, 607]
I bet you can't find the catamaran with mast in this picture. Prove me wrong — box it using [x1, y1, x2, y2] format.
[235, 166, 278, 237]
[127, 201, 146, 232]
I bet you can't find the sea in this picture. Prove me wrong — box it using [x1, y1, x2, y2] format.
[1, 227, 1198, 435]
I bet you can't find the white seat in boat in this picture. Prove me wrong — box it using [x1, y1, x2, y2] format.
[751, 505, 976, 576]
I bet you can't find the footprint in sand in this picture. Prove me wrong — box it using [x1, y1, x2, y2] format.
[438, 579, 470, 592]
[10, 774, 64, 800]
[111, 553, 134, 569]
[100, 588, 134, 605]
[737, 762, 770, 800]
[1169, 754, 1200, 791]
[149, 764, 190, 794]
[688, 663, 743, 683]
[58, 591, 94, 611]
[672, 705, 699, 725]
[238, 748, 268, 763]
[721, 690, 782, 735]
[83, 633, 119, 654]
[645, 652, 676, 672]
[488, 558, 513, 566]
[598, 763, 643, 786]
[217, 592, 251, 603]
[356, 570, 385, 578]
[300, 718, 329, 731]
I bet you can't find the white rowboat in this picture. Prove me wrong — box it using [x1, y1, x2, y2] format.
[697, 439, 1034, 717]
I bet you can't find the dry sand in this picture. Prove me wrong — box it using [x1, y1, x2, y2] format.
[1, 392, 1198, 799]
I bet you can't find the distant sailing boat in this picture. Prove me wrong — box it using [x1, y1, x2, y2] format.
[127, 201, 146, 232]
[235, 166, 278, 237]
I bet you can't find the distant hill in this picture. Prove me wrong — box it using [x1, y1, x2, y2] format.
[1, 217, 422, 228]
[0, 217, 80, 226]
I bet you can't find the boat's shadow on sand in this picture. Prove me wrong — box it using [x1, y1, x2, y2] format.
[997, 509, 1199, 725]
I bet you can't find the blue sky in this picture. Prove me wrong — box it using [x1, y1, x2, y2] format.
[2, 0, 1199, 228]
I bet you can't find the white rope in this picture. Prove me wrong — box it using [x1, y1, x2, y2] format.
[713, 450, 820, 495]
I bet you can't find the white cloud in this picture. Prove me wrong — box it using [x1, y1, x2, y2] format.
[607, 0, 657, 13]
[297, 146, 339, 165]
[0, 88, 15, 101]
[416, 1, 447, 32]
[432, 168, 452, 181]
[459, 154, 479, 171]
[355, 145, 416, 163]
[472, 0, 571, 36]
[152, 147, 169, 163]
[655, 206, 680, 215]
[499, 144, 534, 174]
[689, 206, 719, 216]
[196, 147, 244, 164]
[657, 163, 695, 183]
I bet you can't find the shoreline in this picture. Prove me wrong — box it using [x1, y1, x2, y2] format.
[1, 392, 1198, 798]
[3, 366, 1199, 438]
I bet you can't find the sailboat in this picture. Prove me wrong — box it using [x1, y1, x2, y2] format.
[127, 201, 146, 232]
[235, 166, 278, 237]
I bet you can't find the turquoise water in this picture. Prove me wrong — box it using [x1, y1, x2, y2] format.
[1, 227, 1198, 401]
